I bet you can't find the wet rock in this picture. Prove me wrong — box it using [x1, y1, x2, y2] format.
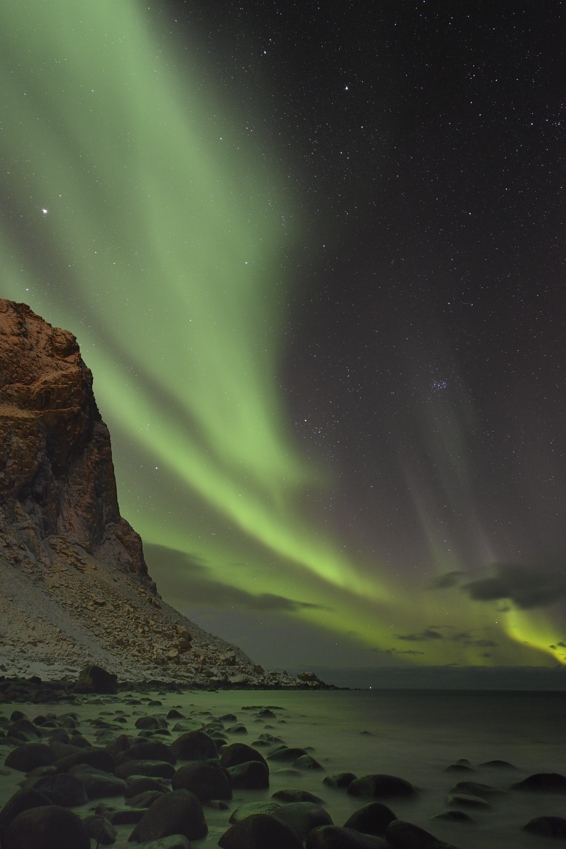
[273, 801, 333, 840]
[478, 760, 516, 769]
[229, 801, 282, 823]
[127, 790, 167, 808]
[167, 710, 185, 720]
[272, 789, 326, 804]
[117, 740, 175, 765]
[170, 730, 218, 761]
[69, 764, 127, 799]
[432, 810, 472, 823]
[294, 754, 324, 770]
[115, 760, 175, 780]
[135, 716, 169, 731]
[227, 760, 269, 789]
[523, 816, 566, 837]
[0, 788, 52, 833]
[82, 814, 117, 845]
[4, 743, 55, 772]
[3, 804, 90, 849]
[129, 789, 208, 842]
[306, 825, 390, 848]
[125, 777, 170, 798]
[220, 743, 268, 770]
[268, 745, 309, 762]
[347, 775, 417, 800]
[343, 801, 397, 835]
[443, 764, 474, 773]
[75, 666, 118, 695]
[511, 772, 566, 792]
[226, 724, 248, 734]
[446, 793, 490, 808]
[55, 747, 115, 774]
[324, 772, 357, 789]
[448, 781, 502, 798]
[172, 762, 232, 800]
[218, 813, 303, 849]
[25, 773, 88, 807]
[385, 819, 458, 848]
[6, 718, 42, 742]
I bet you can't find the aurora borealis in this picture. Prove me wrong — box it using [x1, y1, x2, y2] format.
[1, 0, 565, 684]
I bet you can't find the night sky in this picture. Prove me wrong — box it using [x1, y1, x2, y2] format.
[1, 0, 565, 685]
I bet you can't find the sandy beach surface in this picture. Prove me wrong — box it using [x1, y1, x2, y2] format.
[1, 687, 565, 848]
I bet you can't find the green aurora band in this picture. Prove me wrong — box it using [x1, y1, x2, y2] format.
[0, 0, 560, 668]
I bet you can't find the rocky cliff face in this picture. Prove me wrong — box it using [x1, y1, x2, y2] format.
[0, 300, 299, 687]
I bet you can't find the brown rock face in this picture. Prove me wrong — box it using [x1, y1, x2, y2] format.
[0, 300, 304, 687]
[0, 299, 153, 587]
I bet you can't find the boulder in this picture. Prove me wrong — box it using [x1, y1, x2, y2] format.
[343, 802, 397, 835]
[347, 775, 417, 800]
[2, 805, 90, 849]
[75, 665, 118, 695]
[172, 762, 232, 800]
[170, 731, 218, 761]
[306, 826, 389, 848]
[523, 816, 566, 837]
[218, 813, 303, 849]
[511, 772, 566, 792]
[273, 802, 333, 840]
[128, 789, 208, 842]
[4, 743, 55, 772]
[385, 820, 458, 849]
[227, 760, 269, 789]
[220, 743, 268, 770]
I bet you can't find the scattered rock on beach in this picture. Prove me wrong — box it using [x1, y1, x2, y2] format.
[218, 812, 303, 849]
[343, 801, 397, 835]
[272, 801, 333, 840]
[170, 730, 218, 761]
[4, 743, 55, 772]
[2, 804, 90, 849]
[523, 816, 566, 837]
[172, 762, 232, 800]
[432, 810, 472, 823]
[385, 819, 458, 848]
[229, 801, 282, 823]
[220, 743, 268, 770]
[479, 759, 517, 769]
[446, 793, 490, 808]
[323, 772, 357, 789]
[82, 813, 117, 845]
[128, 789, 208, 842]
[306, 825, 390, 848]
[347, 775, 417, 800]
[115, 760, 176, 780]
[272, 789, 326, 804]
[511, 772, 566, 792]
[448, 781, 502, 798]
[227, 760, 270, 789]
[75, 666, 118, 695]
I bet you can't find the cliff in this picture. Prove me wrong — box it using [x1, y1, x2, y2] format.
[0, 300, 297, 686]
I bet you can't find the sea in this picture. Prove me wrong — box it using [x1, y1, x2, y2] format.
[1, 687, 565, 848]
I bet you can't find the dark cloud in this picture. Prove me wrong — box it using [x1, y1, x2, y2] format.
[144, 544, 329, 613]
[462, 561, 566, 610]
[431, 555, 566, 611]
[428, 571, 464, 589]
[386, 648, 425, 656]
[394, 626, 497, 648]
[396, 629, 443, 642]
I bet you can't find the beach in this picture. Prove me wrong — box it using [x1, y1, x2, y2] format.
[1, 687, 565, 847]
